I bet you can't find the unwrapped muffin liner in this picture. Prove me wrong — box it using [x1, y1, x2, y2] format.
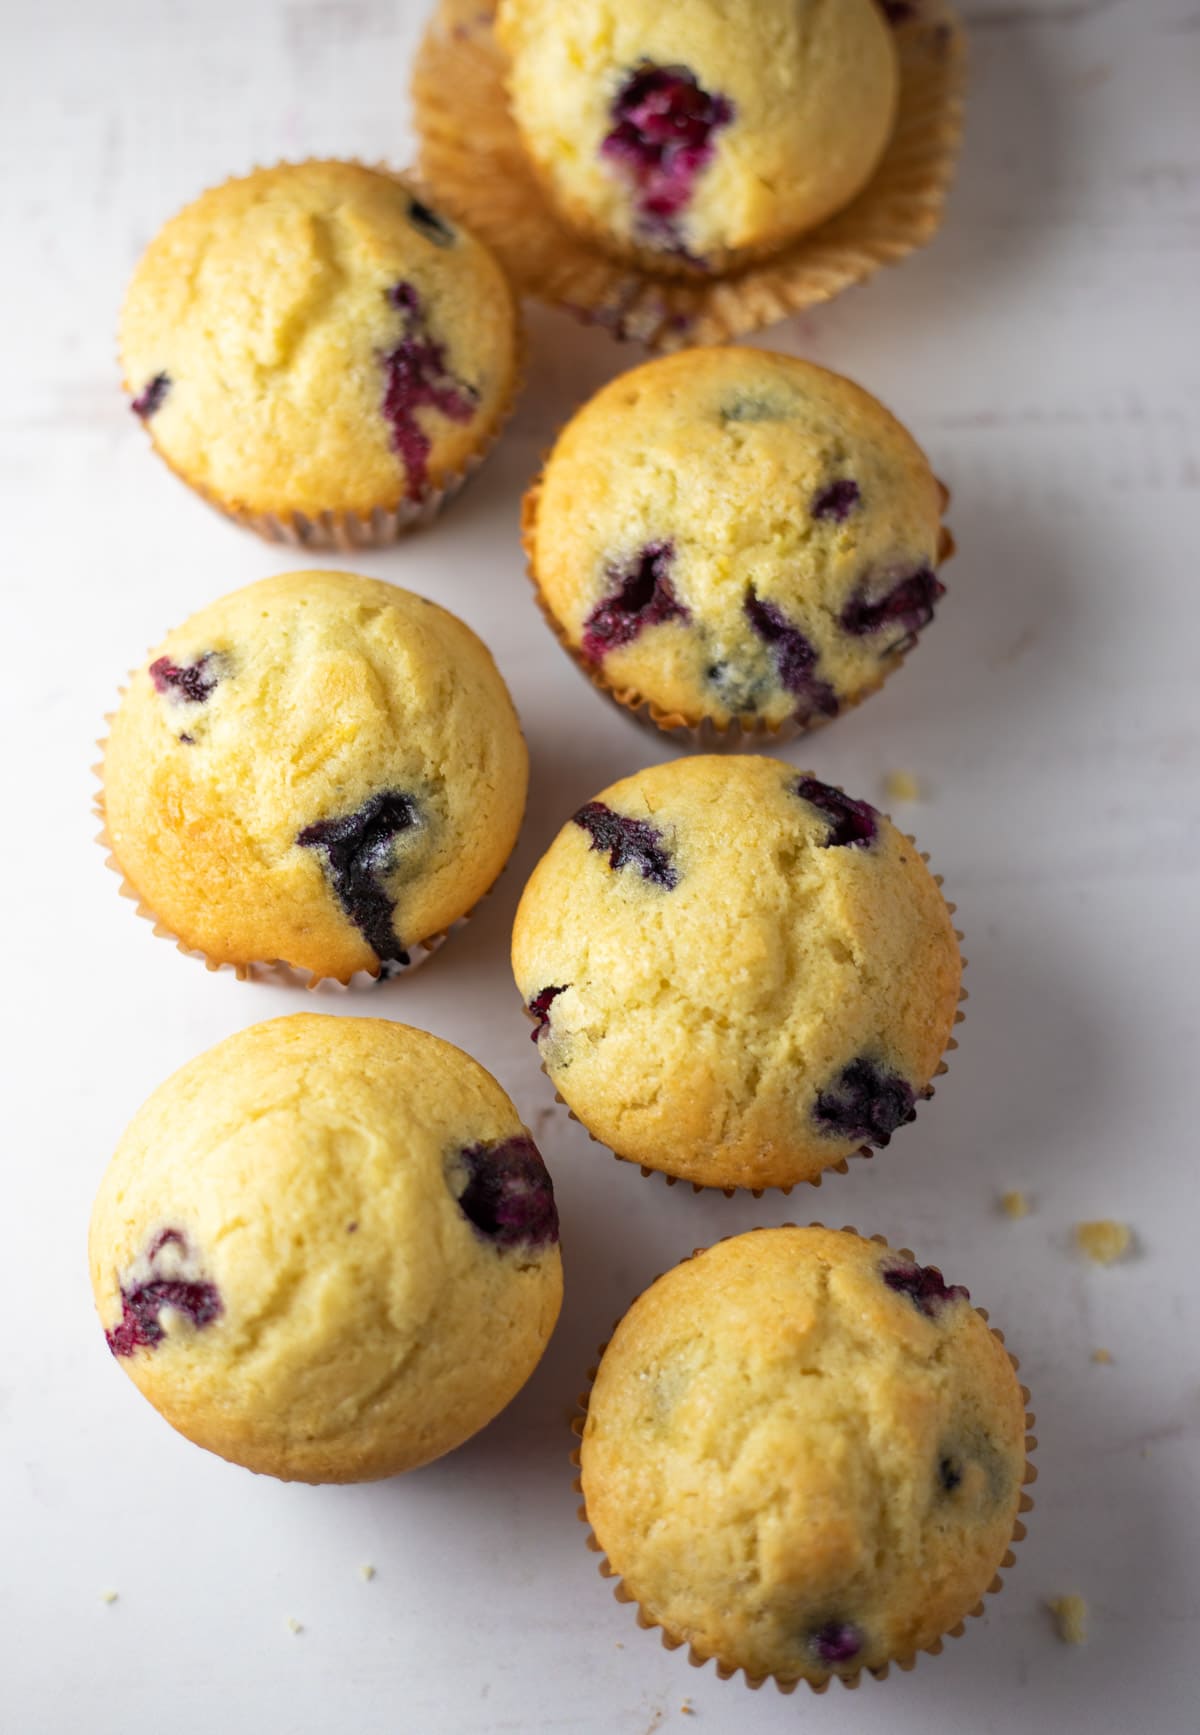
[521, 471, 956, 749]
[570, 1225, 1036, 1693]
[413, 0, 968, 351]
[93, 683, 508, 989]
[120, 158, 525, 550]
[524, 797, 967, 1195]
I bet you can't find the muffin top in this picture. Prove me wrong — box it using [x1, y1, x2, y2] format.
[496, 0, 898, 269]
[103, 569, 528, 982]
[528, 347, 947, 732]
[581, 1226, 1027, 1683]
[511, 756, 961, 1190]
[119, 161, 519, 517]
[89, 1015, 563, 1483]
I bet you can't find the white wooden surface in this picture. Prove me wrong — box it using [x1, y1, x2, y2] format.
[3, 2, 1198, 1731]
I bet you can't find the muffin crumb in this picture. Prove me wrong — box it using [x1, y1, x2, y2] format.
[359, 1564, 376, 1581]
[100, 1589, 119, 1605]
[1091, 1347, 1112, 1365]
[1075, 1220, 1132, 1264]
[1047, 1593, 1088, 1645]
[1000, 1190, 1030, 1219]
[287, 1617, 303, 1635]
[885, 769, 921, 803]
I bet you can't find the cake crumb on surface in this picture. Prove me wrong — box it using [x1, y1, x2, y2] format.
[1047, 1594, 1088, 1645]
[1000, 1190, 1029, 1219]
[286, 1617, 303, 1635]
[680, 1702, 695, 1715]
[359, 1564, 376, 1581]
[884, 769, 921, 803]
[100, 1589, 118, 1605]
[1075, 1220, 1131, 1264]
[1091, 1347, 1113, 1364]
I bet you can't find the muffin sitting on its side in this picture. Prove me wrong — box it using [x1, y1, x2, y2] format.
[525, 347, 951, 738]
[90, 1015, 563, 1483]
[512, 755, 962, 1191]
[101, 569, 528, 982]
[579, 1226, 1030, 1685]
[120, 160, 520, 540]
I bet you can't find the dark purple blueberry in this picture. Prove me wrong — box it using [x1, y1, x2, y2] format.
[812, 479, 861, 523]
[581, 541, 688, 664]
[883, 1258, 970, 1317]
[574, 801, 678, 889]
[379, 280, 478, 499]
[297, 790, 421, 966]
[813, 1057, 916, 1147]
[601, 63, 733, 247]
[529, 984, 568, 1043]
[840, 568, 945, 644]
[939, 1454, 963, 1493]
[131, 372, 170, 419]
[405, 197, 456, 248]
[793, 776, 879, 849]
[451, 1135, 559, 1250]
[105, 1229, 222, 1359]
[743, 589, 839, 723]
[809, 1621, 864, 1667]
[149, 652, 223, 705]
[179, 733, 195, 746]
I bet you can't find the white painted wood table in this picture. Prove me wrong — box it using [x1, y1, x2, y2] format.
[2, 2, 1197, 1731]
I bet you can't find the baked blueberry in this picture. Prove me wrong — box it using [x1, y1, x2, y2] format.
[809, 1620, 864, 1666]
[812, 479, 861, 522]
[574, 801, 678, 889]
[298, 791, 422, 966]
[744, 589, 839, 721]
[105, 1228, 221, 1358]
[405, 196, 457, 247]
[131, 372, 170, 419]
[149, 652, 224, 705]
[450, 1135, 559, 1249]
[793, 776, 878, 849]
[581, 541, 688, 663]
[381, 281, 479, 499]
[882, 1258, 970, 1317]
[528, 984, 568, 1043]
[840, 567, 945, 642]
[601, 64, 733, 248]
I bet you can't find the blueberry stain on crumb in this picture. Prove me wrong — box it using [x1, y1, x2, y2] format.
[882, 1258, 970, 1317]
[380, 281, 477, 499]
[131, 372, 170, 419]
[601, 64, 733, 249]
[573, 801, 679, 889]
[809, 1620, 863, 1666]
[581, 541, 688, 663]
[105, 1228, 222, 1358]
[451, 1135, 559, 1249]
[793, 776, 879, 849]
[297, 790, 421, 966]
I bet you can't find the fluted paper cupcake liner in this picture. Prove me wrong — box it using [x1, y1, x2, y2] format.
[524, 801, 967, 1195]
[521, 471, 956, 749]
[413, 0, 967, 352]
[570, 1225, 1036, 1693]
[119, 157, 524, 549]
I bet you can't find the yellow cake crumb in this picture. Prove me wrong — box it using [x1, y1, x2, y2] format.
[681, 1702, 695, 1716]
[100, 1589, 119, 1605]
[885, 769, 921, 803]
[1075, 1220, 1131, 1264]
[359, 1564, 376, 1582]
[1000, 1190, 1030, 1219]
[1047, 1594, 1088, 1645]
[287, 1617, 303, 1635]
[1091, 1348, 1113, 1365]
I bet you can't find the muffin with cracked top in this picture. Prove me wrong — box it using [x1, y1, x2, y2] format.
[525, 347, 951, 739]
[578, 1226, 1030, 1686]
[512, 756, 962, 1191]
[119, 160, 520, 542]
[89, 1015, 563, 1482]
[101, 569, 527, 982]
[495, 0, 899, 275]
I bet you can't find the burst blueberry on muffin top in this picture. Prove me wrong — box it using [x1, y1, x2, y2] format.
[101, 569, 528, 983]
[526, 348, 950, 736]
[119, 161, 519, 528]
[89, 1015, 563, 1483]
[512, 755, 961, 1191]
[496, 0, 898, 272]
[580, 1227, 1028, 1685]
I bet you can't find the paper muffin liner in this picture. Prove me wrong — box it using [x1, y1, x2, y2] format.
[93, 690, 509, 989]
[413, 0, 967, 352]
[570, 1225, 1036, 1693]
[523, 802, 967, 1195]
[521, 471, 956, 749]
[120, 157, 525, 549]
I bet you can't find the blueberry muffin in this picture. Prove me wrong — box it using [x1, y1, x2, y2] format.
[579, 1226, 1030, 1685]
[101, 569, 528, 982]
[495, 0, 898, 273]
[120, 160, 520, 539]
[89, 1015, 563, 1482]
[525, 347, 950, 736]
[512, 756, 961, 1191]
